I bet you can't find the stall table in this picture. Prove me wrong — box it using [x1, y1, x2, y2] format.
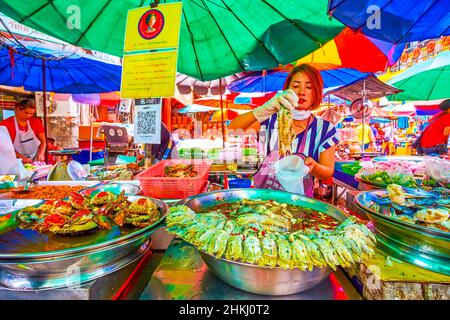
[332, 162, 360, 206]
[348, 248, 450, 300]
[0, 240, 156, 300]
[140, 239, 362, 300]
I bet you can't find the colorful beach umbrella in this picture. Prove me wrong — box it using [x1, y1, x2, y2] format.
[388, 51, 450, 101]
[0, 0, 345, 80]
[414, 100, 445, 116]
[228, 68, 371, 93]
[328, 0, 450, 43]
[296, 28, 405, 72]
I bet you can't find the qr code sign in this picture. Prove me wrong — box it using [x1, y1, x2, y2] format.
[137, 110, 157, 135]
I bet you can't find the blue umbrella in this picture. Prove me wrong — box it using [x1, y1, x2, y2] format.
[0, 40, 121, 93]
[328, 0, 450, 43]
[228, 68, 370, 93]
[0, 39, 121, 162]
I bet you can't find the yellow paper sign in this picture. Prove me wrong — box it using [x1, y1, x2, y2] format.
[120, 51, 178, 98]
[124, 3, 182, 52]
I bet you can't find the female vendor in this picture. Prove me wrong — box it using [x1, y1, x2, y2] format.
[0, 99, 46, 164]
[229, 64, 338, 197]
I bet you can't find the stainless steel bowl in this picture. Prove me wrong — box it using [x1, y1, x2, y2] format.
[176, 188, 349, 295]
[199, 251, 331, 295]
[0, 196, 167, 290]
[355, 190, 450, 275]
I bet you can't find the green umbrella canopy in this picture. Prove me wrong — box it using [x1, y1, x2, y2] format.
[388, 51, 450, 101]
[0, 0, 344, 80]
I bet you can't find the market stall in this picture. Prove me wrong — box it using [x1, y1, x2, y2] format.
[0, 0, 449, 303]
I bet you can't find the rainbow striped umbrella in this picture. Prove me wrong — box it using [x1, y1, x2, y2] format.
[296, 28, 405, 72]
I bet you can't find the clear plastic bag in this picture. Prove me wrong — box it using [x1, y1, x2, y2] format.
[274, 155, 309, 195]
[423, 156, 450, 182]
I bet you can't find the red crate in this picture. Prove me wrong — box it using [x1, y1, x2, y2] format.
[135, 159, 213, 199]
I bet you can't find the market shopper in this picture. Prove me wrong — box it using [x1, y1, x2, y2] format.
[414, 99, 450, 155]
[229, 64, 338, 197]
[0, 99, 46, 164]
[382, 122, 395, 155]
[355, 121, 376, 151]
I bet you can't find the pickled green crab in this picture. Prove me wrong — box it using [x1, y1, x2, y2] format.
[17, 191, 161, 236]
[166, 204, 376, 270]
[90, 191, 116, 206]
[114, 198, 161, 228]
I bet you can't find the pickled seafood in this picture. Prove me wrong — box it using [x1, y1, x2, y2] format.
[164, 164, 198, 177]
[371, 184, 450, 233]
[17, 193, 160, 236]
[166, 201, 376, 270]
[277, 106, 296, 157]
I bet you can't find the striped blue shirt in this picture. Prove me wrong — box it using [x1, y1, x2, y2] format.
[261, 114, 339, 162]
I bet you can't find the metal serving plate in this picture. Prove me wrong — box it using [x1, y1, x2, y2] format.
[0, 200, 43, 216]
[355, 190, 450, 275]
[355, 175, 422, 190]
[0, 196, 168, 290]
[355, 176, 389, 189]
[0, 181, 102, 200]
[372, 156, 424, 163]
[80, 182, 142, 197]
[35, 181, 99, 187]
[176, 188, 349, 295]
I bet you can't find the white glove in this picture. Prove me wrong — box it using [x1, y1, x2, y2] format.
[253, 89, 299, 122]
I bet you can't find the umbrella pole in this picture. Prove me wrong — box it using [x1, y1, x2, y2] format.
[89, 107, 93, 163]
[219, 79, 226, 148]
[361, 80, 366, 154]
[219, 78, 228, 189]
[42, 59, 48, 164]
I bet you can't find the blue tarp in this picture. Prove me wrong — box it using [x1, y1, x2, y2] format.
[397, 116, 410, 129]
[328, 0, 450, 43]
[228, 68, 370, 93]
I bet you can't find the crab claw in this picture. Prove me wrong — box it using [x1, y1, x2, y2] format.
[94, 215, 112, 230]
[114, 211, 127, 227]
[96, 203, 114, 216]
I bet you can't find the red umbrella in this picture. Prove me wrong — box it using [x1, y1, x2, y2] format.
[296, 27, 405, 72]
[210, 109, 240, 121]
[99, 92, 120, 106]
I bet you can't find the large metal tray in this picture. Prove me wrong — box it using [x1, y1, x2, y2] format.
[355, 176, 389, 189]
[0, 181, 101, 200]
[355, 190, 450, 275]
[0, 196, 168, 290]
[175, 188, 349, 295]
[372, 156, 424, 162]
[80, 182, 142, 197]
[355, 175, 422, 190]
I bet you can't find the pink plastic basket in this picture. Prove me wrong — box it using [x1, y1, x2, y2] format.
[135, 159, 213, 199]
